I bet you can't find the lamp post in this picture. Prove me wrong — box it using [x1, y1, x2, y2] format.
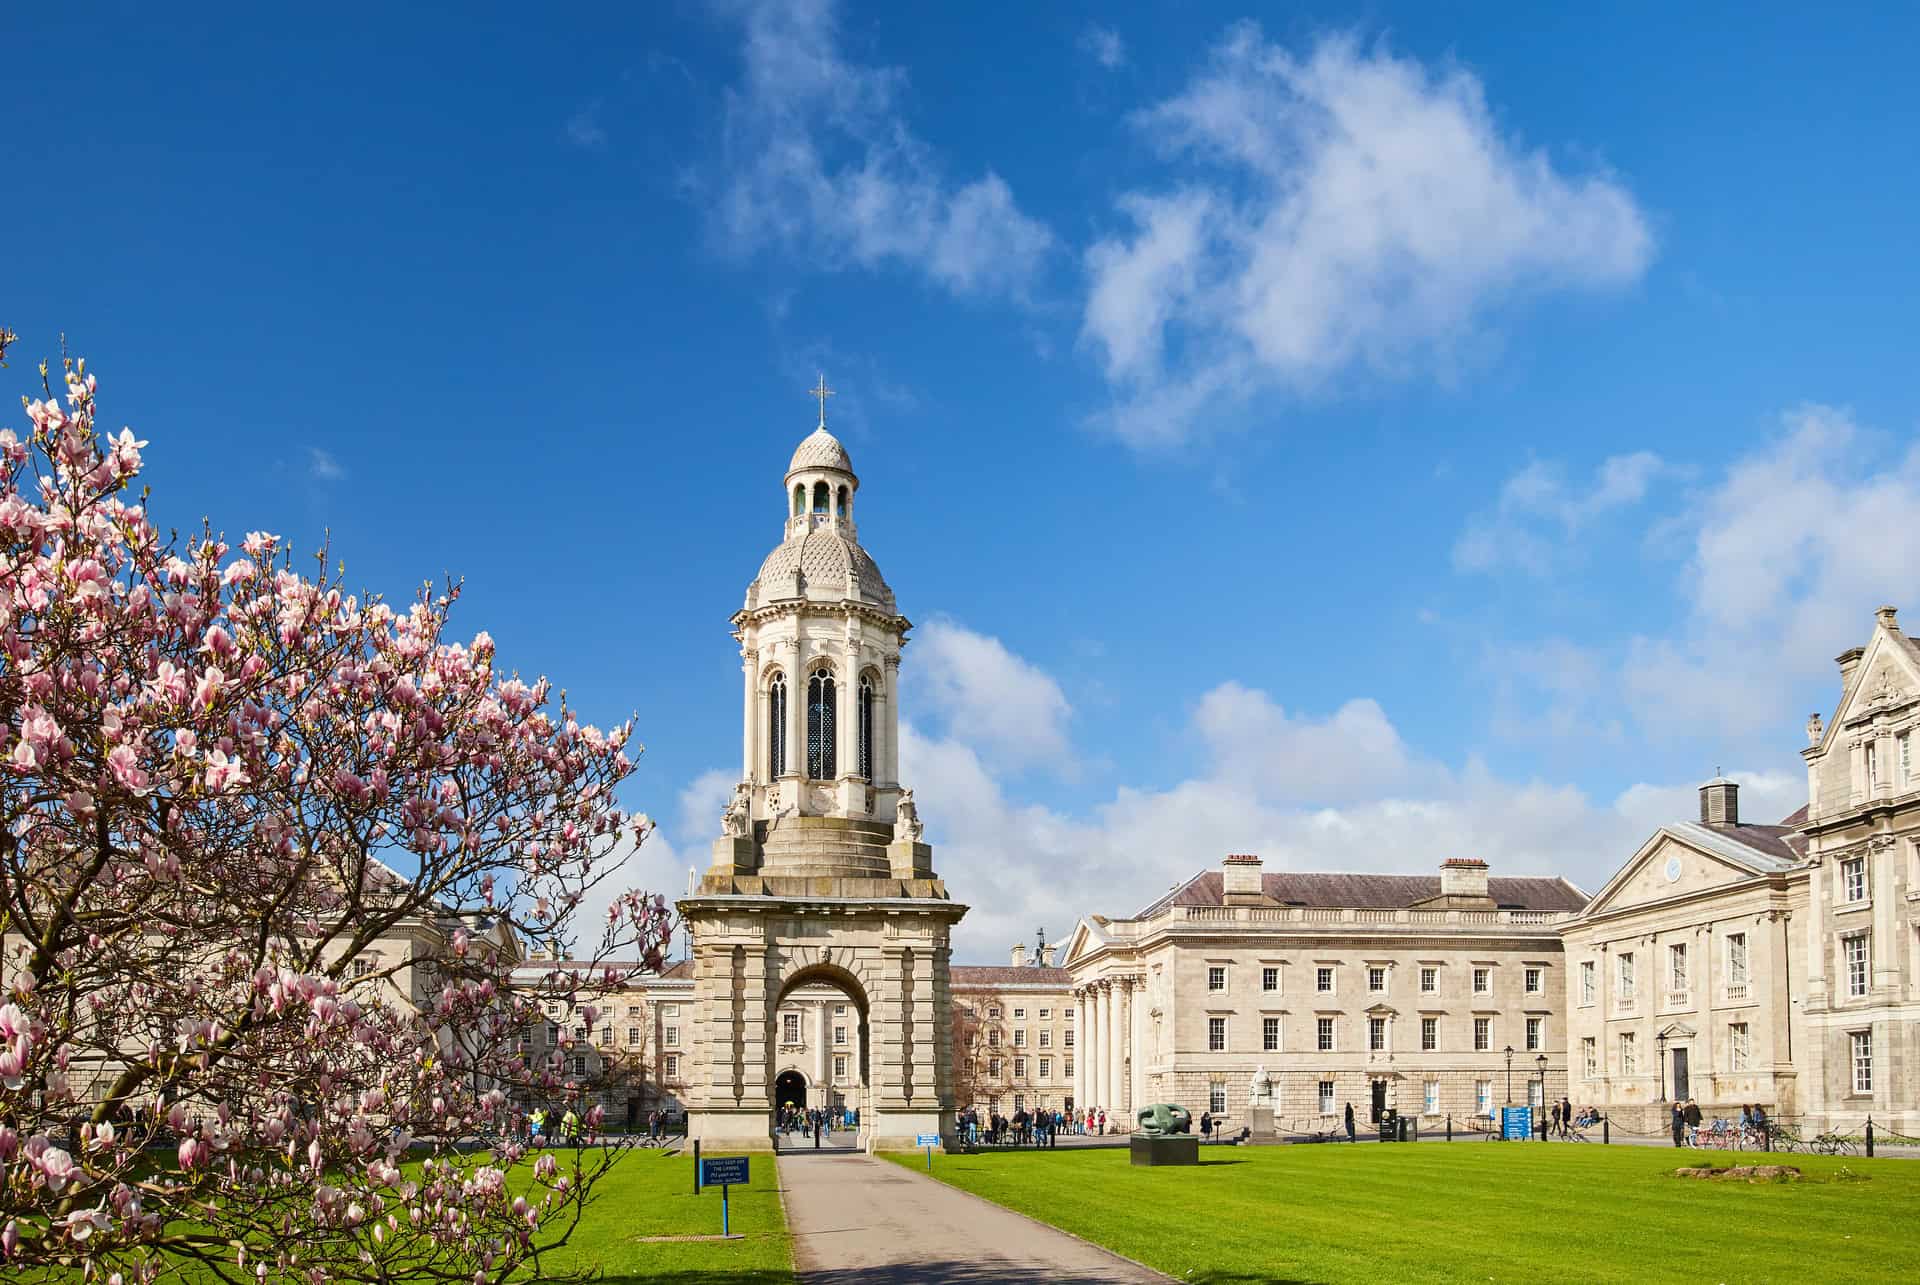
[1655, 1028, 1669, 1102]
[1536, 1053, 1549, 1108]
[1504, 1045, 1515, 1104]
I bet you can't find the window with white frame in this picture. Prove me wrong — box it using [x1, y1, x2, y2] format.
[663, 1024, 678, 1047]
[1851, 1030, 1873, 1093]
[783, 1013, 800, 1044]
[663, 1004, 679, 1017]
[1727, 933, 1749, 986]
[1319, 1081, 1336, 1115]
[1901, 730, 1912, 783]
[1316, 966, 1334, 993]
[835, 1025, 846, 1045]
[1473, 1017, 1491, 1051]
[1421, 1017, 1437, 1051]
[1039, 1030, 1051, 1048]
[1262, 966, 1280, 992]
[1419, 966, 1438, 993]
[1064, 1057, 1074, 1078]
[1063, 1029, 1074, 1048]
[1472, 967, 1491, 995]
[1866, 741, 1879, 790]
[1368, 1017, 1386, 1052]
[573, 1026, 586, 1043]
[1729, 1022, 1750, 1070]
[1525, 967, 1543, 994]
[626, 1005, 640, 1021]
[1209, 1080, 1227, 1114]
[1013, 1029, 1027, 1048]
[665, 1053, 680, 1078]
[1842, 856, 1868, 903]
[988, 1006, 1000, 1019]
[1475, 1080, 1492, 1115]
[1013, 1007, 1025, 1019]
[626, 1027, 640, 1049]
[1368, 966, 1387, 993]
[547, 1024, 559, 1046]
[1526, 1017, 1542, 1051]
[1618, 953, 1636, 1000]
[1208, 1017, 1227, 1051]
[1039, 1008, 1050, 1019]
[1582, 1037, 1597, 1078]
[1844, 935, 1869, 997]
[1263, 1017, 1280, 1051]
[1668, 943, 1688, 990]
[1014, 1057, 1027, 1078]
[989, 1057, 1001, 1078]
[599, 1025, 612, 1046]
[1039, 1057, 1051, 1080]
[570, 1055, 586, 1076]
[1424, 1081, 1440, 1115]
[1580, 960, 1596, 1006]
[1620, 1032, 1637, 1075]
[1528, 1080, 1544, 1109]
[1317, 1017, 1334, 1052]
[834, 1054, 847, 1080]
[989, 1030, 1000, 1048]
[1207, 966, 1226, 992]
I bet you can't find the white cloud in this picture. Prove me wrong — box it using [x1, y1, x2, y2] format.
[1453, 450, 1668, 574]
[565, 106, 607, 149]
[710, 0, 1051, 298]
[907, 619, 1072, 767]
[1081, 24, 1128, 70]
[308, 448, 345, 482]
[1082, 27, 1652, 445]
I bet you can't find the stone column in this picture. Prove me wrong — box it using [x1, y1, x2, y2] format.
[1087, 985, 1105, 1110]
[1805, 857, 1827, 1005]
[740, 647, 758, 781]
[909, 948, 939, 1107]
[741, 948, 771, 1114]
[787, 639, 809, 790]
[1105, 982, 1123, 1119]
[872, 947, 909, 1112]
[815, 1002, 830, 1103]
[1763, 912, 1791, 1074]
[1127, 978, 1144, 1114]
[881, 655, 902, 788]
[1872, 838, 1899, 990]
[1073, 989, 1087, 1110]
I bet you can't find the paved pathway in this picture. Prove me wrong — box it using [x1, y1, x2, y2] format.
[779, 1150, 1167, 1284]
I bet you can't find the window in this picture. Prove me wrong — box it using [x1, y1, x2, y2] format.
[1208, 1017, 1227, 1051]
[1263, 1017, 1280, 1051]
[1013, 1057, 1026, 1078]
[1580, 960, 1596, 1006]
[1317, 1017, 1335, 1052]
[1472, 967, 1490, 995]
[1423, 1081, 1440, 1115]
[1319, 1081, 1336, 1115]
[1208, 966, 1226, 992]
[1039, 1008, 1051, 1019]
[987, 1006, 1000, 1020]
[1209, 1081, 1227, 1115]
[665, 1052, 681, 1078]
[768, 672, 787, 777]
[1851, 1031, 1873, 1093]
[1620, 1033, 1636, 1075]
[1669, 943, 1688, 990]
[834, 1054, 847, 1080]
[1368, 966, 1387, 993]
[1316, 967, 1334, 993]
[1528, 1080, 1544, 1110]
[1729, 1023, 1750, 1070]
[1865, 740, 1879, 790]
[1064, 1008, 1074, 1022]
[856, 675, 875, 779]
[1582, 1037, 1597, 1078]
[1419, 967, 1437, 993]
[812, 479, 829, 514]
[1039, 1057, 1051, 1079]
[1727, 933, 1749, 986]
[626, 1027, 640, 1049]
[834, 1005, 844, 1016]
[626, 1005, 640, 1021]
[1844, 935, 1869, 997]
[545, 1002, 559, 1016]
[1842, 856, 1868, 903]
[1039, 1031, 1051, 1048]
[1014, 1094, 1026, 1113]
[599, 1025, 612, 1046]
[663, 1004, 679, 1017]
[1013, 1008, 1025, 1019]
[573, 1026, 586, 1043]
[1013, 1029, 1028, 1048]
[835, 1025, 847, 1046]
[1617, 953, 1636, 1000]
[1063, 1029, 1074, 1048]
[547, 1024, 559, 1046]
[570, 1055, 586, 1077]
[1473, 1018, 1491, 1052]
[1475, 1080, 1492, 1115]
[783, 1013, 800, 1044]
[352, 957, 373, 978]
[806, 669, 836, 779]
[1902, 730, 1913, 783]
[1524, 967, 1542, 995]
[1368, 1017, 1386, 1052]
[1421, 1017, 1437, 1051]
[664, 1025, 679, 1047]
[1525, 1017, 1542, 1052]
[1064, 1057, 1073, 1079]
[1262, 967, 1280, 992]
[988, 1030, 1000, 1048]
[519, 1030, 532, 1053]
[989, 1057, 1002, 1078]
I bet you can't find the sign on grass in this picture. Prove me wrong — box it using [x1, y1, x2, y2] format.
[1500, 1107, 1532, 1141]
[701, 1156, 750, 1187]
[916, 1133, 940, 1147]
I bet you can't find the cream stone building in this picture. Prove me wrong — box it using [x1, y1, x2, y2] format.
[950, 939, 1076, 1116]
[1063, 854, 1585, 1132]
[1564, 606, 1920, 1134]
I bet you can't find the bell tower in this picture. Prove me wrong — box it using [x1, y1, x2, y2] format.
[679, 382, 965, 1152]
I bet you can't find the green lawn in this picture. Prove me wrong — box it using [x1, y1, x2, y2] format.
[519, 1148, 795, 1284]
[883, 1142, 1920, 1283]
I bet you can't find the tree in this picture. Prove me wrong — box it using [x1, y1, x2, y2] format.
[0, 340, 673, 1282]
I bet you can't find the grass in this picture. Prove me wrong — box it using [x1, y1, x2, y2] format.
[882, 1141, 1920, 1283]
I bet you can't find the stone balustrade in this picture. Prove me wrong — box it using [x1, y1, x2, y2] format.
[1144, 904, 1573, 929]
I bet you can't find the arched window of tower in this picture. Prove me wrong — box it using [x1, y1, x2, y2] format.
[791, 484, 804, 517]
[857, 674, 875, 780]
[812, 480, 830, 514]
[807, 668, 837, 779]
[837, 484, 850, 517]
[768, 671, 788, 778]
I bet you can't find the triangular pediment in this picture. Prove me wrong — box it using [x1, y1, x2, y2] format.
[1059, 918, 1106, 971]
[1579, 831, 1766, 919]
[1817, 625, 1920, 750]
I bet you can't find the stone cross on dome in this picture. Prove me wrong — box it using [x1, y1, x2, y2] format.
[808, 373, 835, 428]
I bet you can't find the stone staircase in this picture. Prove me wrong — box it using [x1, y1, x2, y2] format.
[758, 815, 896, 879]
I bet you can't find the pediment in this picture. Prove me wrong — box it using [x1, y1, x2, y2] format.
[1820, 630, 1920, 747]
[1059, 918, 1104, 971]
[1581, 833, 1762, 918]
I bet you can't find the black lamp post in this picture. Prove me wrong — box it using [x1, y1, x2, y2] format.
[1504, 1045, 1515, 1104]
[1655, 1028, 1669, 1102]
[1536, 1053, 1549, 1105]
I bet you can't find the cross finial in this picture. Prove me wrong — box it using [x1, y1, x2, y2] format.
[809, 373, 835, 427]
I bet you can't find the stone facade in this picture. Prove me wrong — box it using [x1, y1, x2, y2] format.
[950, 942, 1076, 1114]
[1064, 855, 1585, 1134]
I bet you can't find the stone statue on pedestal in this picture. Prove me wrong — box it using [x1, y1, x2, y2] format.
[894, 788, 923, 843]
[1247, 1064, 1274, 1106]
[721, 783, 752, 839]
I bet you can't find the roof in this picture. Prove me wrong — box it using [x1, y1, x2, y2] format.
[1660, 821, 1802, 873]
[751, 528, 896, 611]
[1778, 803, 1809, 829]
[1137, 869, 1588, 919]
[951, 965, 1072, 987]
[788, 426, 855, 477]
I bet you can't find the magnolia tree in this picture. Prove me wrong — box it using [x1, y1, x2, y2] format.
[0, 339, 674, 1283]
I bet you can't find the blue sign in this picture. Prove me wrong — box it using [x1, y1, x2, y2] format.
[1501, 1107, 1533, 1141]
[916, 1133, 941, 1147]
[701, 1156, 751, 1187]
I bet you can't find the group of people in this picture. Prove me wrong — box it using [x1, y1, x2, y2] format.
[1670, 1099, 1770, 1147]
[777, 1103, 851, 1145]
[958, 1106, 1065, 1147]
[1546, 1097, 1602, 1137]
[527, 1105, 583, 1148]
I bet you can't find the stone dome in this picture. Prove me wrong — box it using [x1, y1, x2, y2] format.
[787, 426, 855, 478]
[749, 528, 896, 612]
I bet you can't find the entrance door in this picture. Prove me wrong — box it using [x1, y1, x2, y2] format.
[1672, 1048, 1690, 1102]
[775, 1071, 807, 1115]
[1370, 1080, 1387, 1123]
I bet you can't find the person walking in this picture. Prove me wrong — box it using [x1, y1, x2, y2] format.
[1682, 1098, 1703, 1147]
[1200, 1111, 1213, 1141]
[1670, 1102, 1685, 1147]
[1549, 1101, 1562, 1138]
[1344, 1102, 1356, 1143]
[1560, 1097, 1572, 1139]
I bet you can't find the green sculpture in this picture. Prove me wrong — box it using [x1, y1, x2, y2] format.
[1135, 1103, 1193, 1135]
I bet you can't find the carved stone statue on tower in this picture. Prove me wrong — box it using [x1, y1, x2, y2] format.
[894, 788, 923, 844]
[721, 783, 752, 839]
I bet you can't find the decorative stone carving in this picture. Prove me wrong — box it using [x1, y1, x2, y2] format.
[721, 783, 752, 838]
[1247, 1064, 1274, 1106]
[1807, 712, 1823, 744]
[895, 788, 924, 843]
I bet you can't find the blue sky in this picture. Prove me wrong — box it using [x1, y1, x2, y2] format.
[6, 2, 1919, 957]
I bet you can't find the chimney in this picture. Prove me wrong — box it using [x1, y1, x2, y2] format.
[1009, 942, 1026, 968]
[1838, 646, 1865, 691]
[1222, 853, 1264, 901]
[1877, 604, 1900, 633]
[1040, 944, 1056, 968]
[1439, 858, 1490, 901]
[1699, 777, 1739, 827]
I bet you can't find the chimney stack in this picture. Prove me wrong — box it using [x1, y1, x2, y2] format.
[1699, 777, 1739, 827]
[1838, 646, 1865, 692]
[1009, 942, 1026, 968]
[1223, 853, 1265, 901]
[1439, 858, 1490, 902]
[1040, 944, 1056, 968]
[1877, 604, 1900, 632]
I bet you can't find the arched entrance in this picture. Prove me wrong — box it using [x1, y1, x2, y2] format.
[769, 963, 870, 1147]
[775, 1070, 808, 1113]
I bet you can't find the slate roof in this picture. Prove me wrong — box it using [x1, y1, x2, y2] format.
[1777, 804, 1809, 829]
[951, 965, 1072, 987]
[1661, 821, 1802, 873]
[1136, 870, 1588, 919]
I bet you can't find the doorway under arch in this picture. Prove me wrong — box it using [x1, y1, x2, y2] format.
[775, 1070, 808, 1114]
[771, 963, 871, 1144]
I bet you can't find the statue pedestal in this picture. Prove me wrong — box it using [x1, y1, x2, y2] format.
[710, 836, 757, 876]
[887, 838, 932, 880]
[1130, 1134, 1199, 1166]
[1250, 1105, 1276, 1139]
